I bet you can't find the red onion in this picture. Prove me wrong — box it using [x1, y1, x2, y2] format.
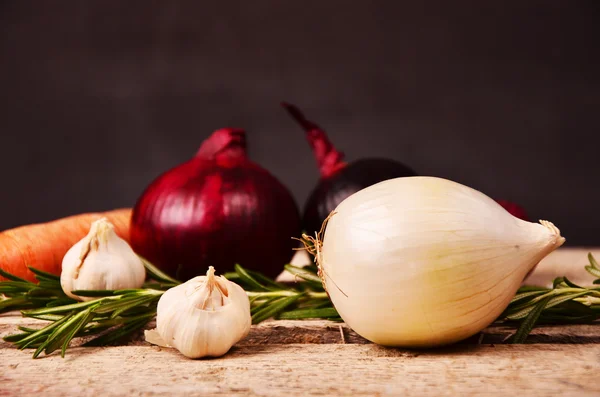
[496, 199, 529, 221]
[130, 128, 301, 280]
[282, 102, 417, 236]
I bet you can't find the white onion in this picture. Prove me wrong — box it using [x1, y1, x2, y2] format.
[312, 176, 565, 347]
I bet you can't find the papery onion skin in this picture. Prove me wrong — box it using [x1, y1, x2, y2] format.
[130, 128, 301, 281]
[316, 176, 565, 347]
[282, 102, 417, 236]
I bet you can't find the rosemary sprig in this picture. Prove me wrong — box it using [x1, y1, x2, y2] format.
[501, 253, 600, 342]
[0, 261, 172, 358]
[0, 267, 74, 313]
[225, 264, 338, 323]
[1, 260, 335, 358]
[5, 290, 163, 358]
[2, 253, 599, 357]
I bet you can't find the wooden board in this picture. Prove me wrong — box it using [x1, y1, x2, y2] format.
[1, 314, 599, 396]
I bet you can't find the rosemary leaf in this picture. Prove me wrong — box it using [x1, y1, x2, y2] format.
[544, 291, 594, 310]
[140, 257, 180, 285]
[504, 291, 556, 318]
[247, 291, 297, 299]
[0, 296, 30, 312]
[113, 288, 157, 294]
[83, 312, 155, 347]
[222, 272, 240, 282]
[248, 294, 263, 305]
[511, 296, 551, 343]
[70, 290, 121, 297]
[27, 267, 61, 281]
[250, 297, 278, 316]
[585, 265, 600, 279]
[252, 294, 303, 324]
[515, 285, 549, 292]
[278, 307, 339, 320]
[509, 290, 550, 305]
[18, 326, 40, 333]
[0, 268, 30, 283]
[588, 253, 600, 270]
[3, 332, 31, 342]
[504, 288, 584, 317]
[12, 312, 74, 349]
[40, 307, 98, 358]
[45, 298, 78, 308]
[234, 264, 272, 292]
[561, 277, 585, 289]
[544, 300, 597, 315]
[23, 299, 105, 316]
[92, 291, 162, 315]
[506, 290, 588, 320]
[60, 308, 97, 358]
[283, 264, 323, 286]
[36, 279, 63, 289]
[243, 268, 289, 291]
[0, 286, 29, 294]
[20, 334, 51, 350]
[27, 287, 65, 297]
[109, 296, 160, 319]
[1, 280, 39, 291]
[553, 277, 566, 289]
[26, 313, 65, 321]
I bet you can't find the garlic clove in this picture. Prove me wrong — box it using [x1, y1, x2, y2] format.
[316, 177, 565, 347]
[144, 329, 171, 348]
[156, 266, 251, 359]
[60, 218, 146, 301]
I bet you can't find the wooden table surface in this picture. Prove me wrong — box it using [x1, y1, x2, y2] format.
[1, 315, 599, 397]
[1, 247, 600, 396]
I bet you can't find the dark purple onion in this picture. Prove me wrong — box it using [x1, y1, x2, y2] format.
[130, 128, 301, 280]
[282, 103, 417, 236]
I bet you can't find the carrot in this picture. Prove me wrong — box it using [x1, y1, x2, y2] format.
[0, 209, 132, 282]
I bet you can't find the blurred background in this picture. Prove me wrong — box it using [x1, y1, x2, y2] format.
[0, 1, 598, 245]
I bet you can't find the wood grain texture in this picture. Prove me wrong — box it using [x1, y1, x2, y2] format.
[2, 316, 599, 347]
[1, 342, 599, 396]
[1, 314, 599, 396]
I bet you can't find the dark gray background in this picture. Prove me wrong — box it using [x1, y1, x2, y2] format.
[1, 1, 598, 245]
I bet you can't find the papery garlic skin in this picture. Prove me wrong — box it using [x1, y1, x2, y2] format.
[156, 267, 251, 359]
[318, 176, 565, 347]
[60, 218, 146, 301]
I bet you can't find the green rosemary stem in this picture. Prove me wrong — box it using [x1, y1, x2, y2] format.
[2, 251, 598, 357]
[246, 291, 328, 299]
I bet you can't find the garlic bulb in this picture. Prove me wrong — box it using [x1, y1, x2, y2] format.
[60, 218, 146, 301]
[155, 266, 251, 359]
[311, 176, 565, 347]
